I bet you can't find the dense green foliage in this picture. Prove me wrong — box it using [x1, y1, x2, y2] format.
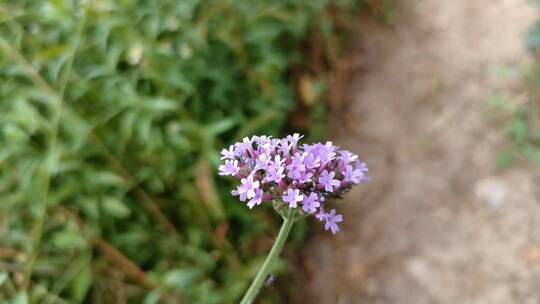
[0, 0, 355, 302]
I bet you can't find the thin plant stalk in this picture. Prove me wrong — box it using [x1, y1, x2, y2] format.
[20, 5, 87, 289]
[240, 208, 295, 304]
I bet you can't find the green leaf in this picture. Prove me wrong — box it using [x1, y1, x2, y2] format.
[12, 292, 28, 304]
[144, 290, 162, 304]
[206, 118, 237, 136]
[163, 269, 202, 290]
[139, 97, 179, 113]
[71, 261, 93, 302]
[102, 197, 131, 218]
[51, 222, 88, 251]
[93, 171, 126, 187]
[0, 272, 8, 286]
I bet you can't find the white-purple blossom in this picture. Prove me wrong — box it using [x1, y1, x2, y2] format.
[218, 159, 239, 176]
[323, 209, 343, 234]
[303, 152, 320, 169]
[265, 163, 285, 183]
[296, 170, 313, 184]
[237, 175, 259, 199]
[247, 188, 264, 209]
[318, 170, 340, 192]
[286, 152, 305, 179]
[343, 164, 366, 184]
[220, 145, 236, 160]
[302, 192, 320, 214]
[339, 150, 358, 164]
[219, 134, 368, 234]
[255, 153, 271, 171]
[282, 188, 303, 208]
[231, 189, 248, 202]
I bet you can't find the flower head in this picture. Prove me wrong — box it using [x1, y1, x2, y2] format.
[219, 134, 368, 234]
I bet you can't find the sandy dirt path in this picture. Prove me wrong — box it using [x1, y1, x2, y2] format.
[303, 1, 540, 303]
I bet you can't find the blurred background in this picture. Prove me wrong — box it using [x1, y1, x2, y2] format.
[1, 0, 539, 303]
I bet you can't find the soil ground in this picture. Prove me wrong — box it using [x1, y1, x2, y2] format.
[302, 1, 540, 303]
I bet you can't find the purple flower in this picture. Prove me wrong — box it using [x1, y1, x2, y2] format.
[318, 170, 341, 192]
[236, 137, 254, 157]
[311, 142, 336, 165]
[342, 165, 364, 184]
[231, 189, 248, 202]
[302, 193, 320, 213]
[220, 145, 236, 160]
[356, 161, 369, 173]
[296, 170, 313, 184]
[255, 152, 271, 171]
[339, 150, 358, 164]
[286, 133, 303, 149]
[237, 175, 259, 199]
[265, 162, 285, 183]
[258, 142, 274, 156]
[253, 135, 272, 145]
[282, 188, 303, 208]
[323, 209, 343, 234]
[303, 152, 320, 169]
[218, 160, 239, 176]
[279, 138, 292, 156]
[273, 155, 285, 167]
[286, 152, 305, 179]
[219, 134, 368, 234]
[247, 188, 264, 209]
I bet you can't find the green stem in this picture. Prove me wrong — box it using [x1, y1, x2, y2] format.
[21, 5, 87, 290]
[240, 210, 294, 304]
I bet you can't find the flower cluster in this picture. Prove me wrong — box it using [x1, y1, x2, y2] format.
[219, 134, 369, 234]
